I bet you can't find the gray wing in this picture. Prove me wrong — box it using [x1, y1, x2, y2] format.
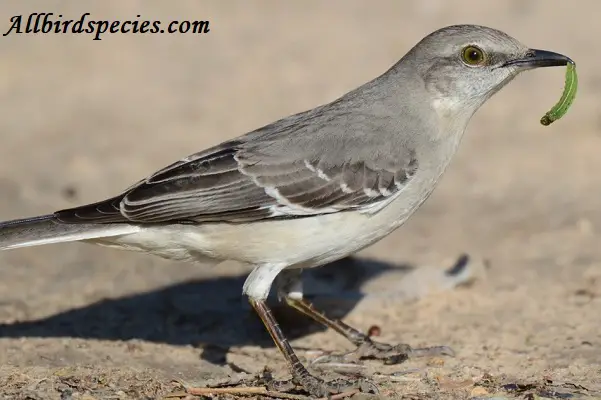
[55, 108, 419, 224]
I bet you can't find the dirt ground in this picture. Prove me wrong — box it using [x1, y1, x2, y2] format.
[1, 1, 600, 399]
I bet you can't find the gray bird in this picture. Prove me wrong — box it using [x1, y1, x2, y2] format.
[0, 25, 571, 396]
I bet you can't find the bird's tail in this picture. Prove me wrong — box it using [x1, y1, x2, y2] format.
[0, 214, 140, 250]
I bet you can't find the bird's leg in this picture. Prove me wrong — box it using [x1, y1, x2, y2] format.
[276, 269, 454, 366]
[283, 296, 454, 365]
[249, 298, 377, 396]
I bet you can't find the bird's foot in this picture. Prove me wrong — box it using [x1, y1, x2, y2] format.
[265, 370, 378, 397]
[313, 339, 455, 365]
[294, 372, 378, 397]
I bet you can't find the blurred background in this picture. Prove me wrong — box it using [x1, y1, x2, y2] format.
[0, 1, 600, 398]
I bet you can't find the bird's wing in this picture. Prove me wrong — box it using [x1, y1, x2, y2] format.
[55, 110, 419, 224]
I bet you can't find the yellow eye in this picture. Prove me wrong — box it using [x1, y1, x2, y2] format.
[461, 45, 486, 66]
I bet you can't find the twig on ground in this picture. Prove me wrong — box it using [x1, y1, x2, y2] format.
[165, 385, 360, 400]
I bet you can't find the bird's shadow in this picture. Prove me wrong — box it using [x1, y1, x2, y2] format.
[0, 256, 461, 365]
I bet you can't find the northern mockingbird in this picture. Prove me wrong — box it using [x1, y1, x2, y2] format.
[0, 25, 571, 396]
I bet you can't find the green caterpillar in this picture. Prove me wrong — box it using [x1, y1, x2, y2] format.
[540, 62, 578, 126]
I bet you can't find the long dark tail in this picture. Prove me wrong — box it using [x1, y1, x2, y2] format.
[0, 214, 140, 250]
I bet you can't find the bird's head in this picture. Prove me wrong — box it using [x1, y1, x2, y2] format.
[403, 25, 571, 119]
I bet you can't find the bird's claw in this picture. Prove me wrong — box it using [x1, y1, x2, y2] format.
[293, 373, 379, 397]
[312, 339, 455, 366]
[261, 366, 378, 397]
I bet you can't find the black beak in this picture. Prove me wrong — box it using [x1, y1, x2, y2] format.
[503, 49, 573, 69]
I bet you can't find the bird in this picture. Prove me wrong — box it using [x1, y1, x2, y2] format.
[0, 25, 571, 396]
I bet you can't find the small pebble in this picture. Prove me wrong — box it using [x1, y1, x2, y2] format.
[367, 325, 381, 337]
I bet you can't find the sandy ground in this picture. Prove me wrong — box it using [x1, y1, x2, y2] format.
[1, 1, 600, 399]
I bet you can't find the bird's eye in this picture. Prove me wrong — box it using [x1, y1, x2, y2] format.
[461, 45, 486, 66]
